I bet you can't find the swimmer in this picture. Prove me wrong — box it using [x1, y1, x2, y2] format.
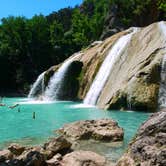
[9, 104, 19, 109]
[33, 112, 36, 119]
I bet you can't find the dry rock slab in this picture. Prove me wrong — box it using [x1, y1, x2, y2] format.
[60, 150, 106, 166]
[58, 119, 124, 142]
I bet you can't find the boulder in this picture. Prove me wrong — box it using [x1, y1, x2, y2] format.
[23, 150, 46, 166]
[116, 109, 166, 166]
[46, 153, 62, 166]
[43, 136, 72, 157]
[60, 150, 106, 166]
[58, 119, 124, 142]
[0, 150, 13, 162]
[8, 144, 25, 156]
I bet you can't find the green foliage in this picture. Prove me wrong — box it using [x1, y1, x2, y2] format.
[111, 0, 166, 27]
[0, 0, 165, 93]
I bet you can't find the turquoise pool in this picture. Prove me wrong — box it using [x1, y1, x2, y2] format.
[0, 97, 150, 162]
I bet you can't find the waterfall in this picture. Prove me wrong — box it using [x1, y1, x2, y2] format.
[84, 28, 138, 105]
[158, 21, 166, 108]
[44, 59, 74, 101]
[158, 55, 166, 108]
[28, 72, 45, 98]
[158, 21, 166, 37]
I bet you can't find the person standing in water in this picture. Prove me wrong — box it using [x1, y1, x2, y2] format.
[33, 112, 36, 119]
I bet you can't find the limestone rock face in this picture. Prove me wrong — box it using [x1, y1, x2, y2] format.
[97, 22, 165, 111]
[116, 109, 166, 166]
[67, 22, 166, 111]
[58, 119, 124, 142]
[44, 21, 166, 111]
[60, 150, 106, 166]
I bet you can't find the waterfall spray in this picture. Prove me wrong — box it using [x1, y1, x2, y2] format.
[28, 72, 45, 98]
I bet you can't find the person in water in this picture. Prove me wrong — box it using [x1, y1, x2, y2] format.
[33, 112, 36, 119]
[9, 104, 19, 109]
[18, 108, 20, 112]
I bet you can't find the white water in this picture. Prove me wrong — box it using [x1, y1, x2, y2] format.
[44, 59, 74, 101]
[84, 28, 138, 105]
[158, 54, 166, 107]
[158, 21, 166, 37]
[28, 72, 45, 98]
[158, 21, 166, 107]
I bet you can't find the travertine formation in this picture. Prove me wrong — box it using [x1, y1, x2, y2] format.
[44, 21, 166, 111]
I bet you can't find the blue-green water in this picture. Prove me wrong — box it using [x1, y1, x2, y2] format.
[0, 97, 150, 161]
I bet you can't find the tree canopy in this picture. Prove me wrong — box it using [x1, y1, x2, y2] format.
[0, 0, 165, 94]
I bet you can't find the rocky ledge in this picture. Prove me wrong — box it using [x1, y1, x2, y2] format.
[57, 119, 124, 142]
[0, 119, 123, 166]
[116, 109, 166, 166]
[0, 137, 106, 166]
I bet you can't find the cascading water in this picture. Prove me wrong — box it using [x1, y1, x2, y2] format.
[84, 28, 138, 105]
[44, 59, 74, 101]
[158, 21, 166, 108]
[158, 21, 166, 37]
[28, 72, 45, 98]
[158, 54, 166, 107]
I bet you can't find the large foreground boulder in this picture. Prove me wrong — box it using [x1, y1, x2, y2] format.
[116, 109, 166, 166]
[60, 150, 106, 166]
[58, 119, 124, 142]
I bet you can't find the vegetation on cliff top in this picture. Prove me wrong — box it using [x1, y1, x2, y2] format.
[0, 0, 165, 93]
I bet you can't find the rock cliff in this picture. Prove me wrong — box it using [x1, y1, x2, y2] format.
[44, 21, 166, 111]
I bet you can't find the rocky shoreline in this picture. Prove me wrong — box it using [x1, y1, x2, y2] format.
[0, 119, 123, 166]
[117, 109, 166, 166]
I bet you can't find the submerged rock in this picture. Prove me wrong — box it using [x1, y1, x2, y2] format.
[58, 119, 124, 142]
[116, 109, 166, 166]
[60, 150, 106, 166]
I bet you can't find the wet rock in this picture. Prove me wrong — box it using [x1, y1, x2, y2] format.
[6, 159, 24, 166]
[60, 150, 106, 166]
[116, 110, 166, 166]
[23, 150, 45, 166]
[0, 150, 13, 162]
[58, 119, 124, 142]
[44, 61, 83, 101]
[90, 41, 103, 47]
[43, 136, 72, 157]
[46, 154, 62, 166]
[8, 144, 25, 156]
